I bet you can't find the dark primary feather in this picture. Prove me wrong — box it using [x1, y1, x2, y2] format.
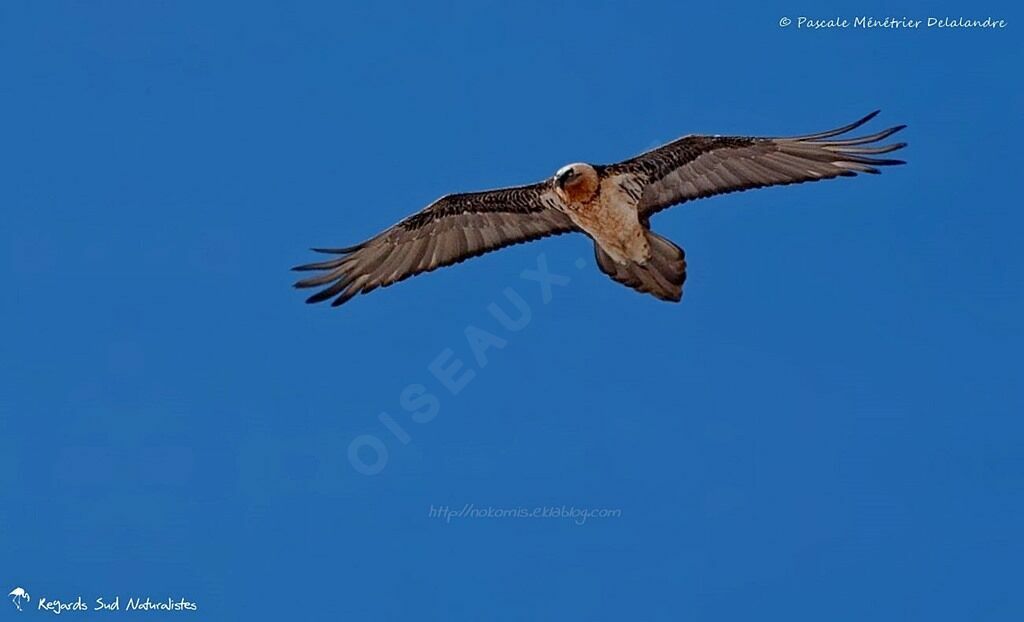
[292, 183, 576, 307]
[606, 110, 907, 216]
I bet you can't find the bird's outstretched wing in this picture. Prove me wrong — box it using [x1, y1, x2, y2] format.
[293, 183, 575, 306]
[606, 111, 906, 217]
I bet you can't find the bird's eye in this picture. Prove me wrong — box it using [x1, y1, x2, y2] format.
[554, 167, 576, 187]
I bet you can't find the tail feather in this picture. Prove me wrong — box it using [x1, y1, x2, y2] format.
[595, 231, 686, 302]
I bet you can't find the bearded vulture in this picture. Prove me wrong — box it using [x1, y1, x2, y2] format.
[294, 111, 906, 306]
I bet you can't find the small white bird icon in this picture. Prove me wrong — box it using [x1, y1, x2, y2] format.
[9, 587, 30, 611]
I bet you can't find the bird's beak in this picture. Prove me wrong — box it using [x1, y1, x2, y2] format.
[554, 170, 571, 189]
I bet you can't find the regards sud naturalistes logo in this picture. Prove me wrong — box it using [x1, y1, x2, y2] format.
[8, 587, 198, 615]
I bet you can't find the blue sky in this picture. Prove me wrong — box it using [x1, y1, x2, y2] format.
[1, 1, 1021, 619]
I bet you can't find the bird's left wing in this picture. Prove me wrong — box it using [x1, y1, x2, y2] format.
[293, 183, 575, 306]
[605, 111, 906, 218]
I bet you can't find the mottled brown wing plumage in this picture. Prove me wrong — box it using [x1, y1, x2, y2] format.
[606, 111, 907, 217]
[293, 183, 576, 306]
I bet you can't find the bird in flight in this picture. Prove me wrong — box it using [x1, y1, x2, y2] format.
[294, 111, 905, 307]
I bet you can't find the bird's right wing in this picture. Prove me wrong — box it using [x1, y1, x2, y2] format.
[293, 183, 576, 307]
[605, 111, 907, 218]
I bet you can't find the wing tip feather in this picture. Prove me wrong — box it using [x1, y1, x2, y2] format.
[311, 244, 363, 254]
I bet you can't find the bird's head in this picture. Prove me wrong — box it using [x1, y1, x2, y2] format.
[553, 163, 599, 203]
